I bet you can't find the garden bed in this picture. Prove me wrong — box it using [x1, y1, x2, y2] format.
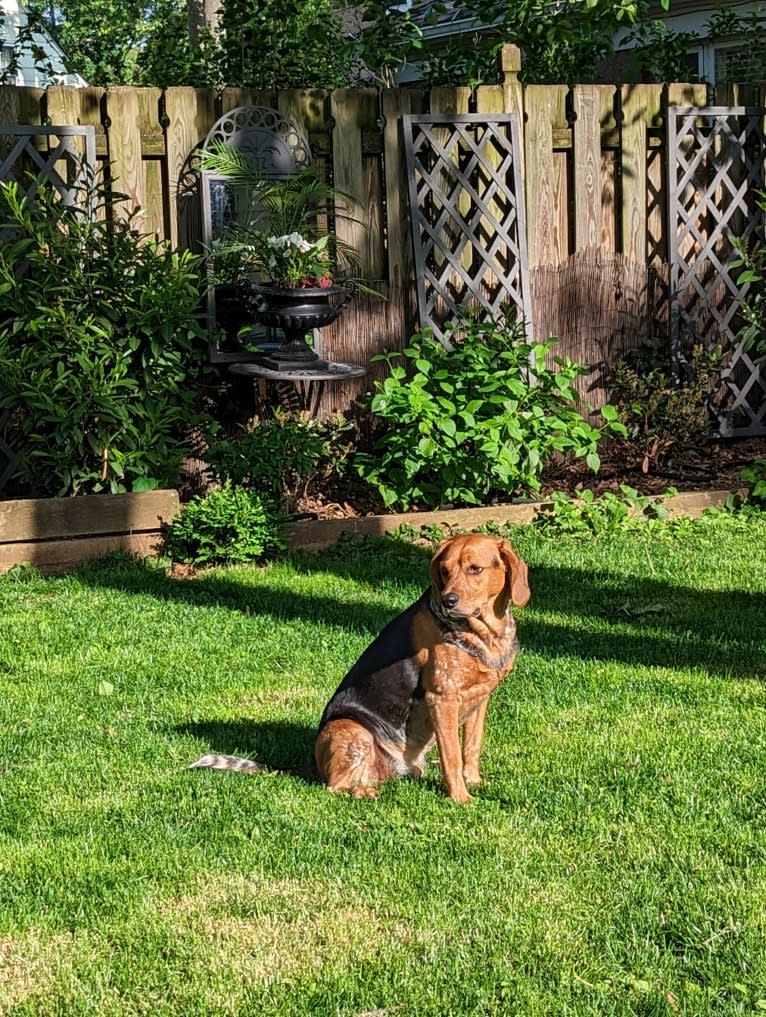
[537, 434, 766, 501]
[289, 435, 766, 522]
[0, 486, 739, 571]
[1, 434, 763, 571]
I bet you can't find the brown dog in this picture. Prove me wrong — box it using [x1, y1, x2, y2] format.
[315, 534, 530, 803]
[191, 533, 529, 804]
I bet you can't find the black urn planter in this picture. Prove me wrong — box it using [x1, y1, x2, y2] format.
[241, 280, 356, 372]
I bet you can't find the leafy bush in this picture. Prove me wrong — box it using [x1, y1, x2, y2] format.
[534, 485, 677, 536]
[161, 482, 284, 566]
[732, 190, 766, 361]
[609, 339, 724, 472]
[740, 459, 766, 504]
[205, 410, 353, 513]
[0, 175, 209, 496]
[354, 310, 627, 511]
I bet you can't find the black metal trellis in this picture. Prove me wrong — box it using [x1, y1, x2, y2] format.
[403, 113, 532, 344]
[667, 106, 766, 436]
[0, 125, 96, 211]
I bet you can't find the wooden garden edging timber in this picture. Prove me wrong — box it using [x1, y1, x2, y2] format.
[283, 489, 738, 552]
[0, 490, 180, 573]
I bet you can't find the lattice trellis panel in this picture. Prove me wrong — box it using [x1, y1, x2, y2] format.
[667, 106, 766, 436]
[0, 126, 97, 211]
[403, 114, 532, 344]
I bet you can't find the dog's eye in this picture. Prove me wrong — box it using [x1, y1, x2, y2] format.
[466, 565, 483, 575]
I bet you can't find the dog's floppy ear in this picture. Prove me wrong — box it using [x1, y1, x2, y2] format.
[498, 540, 531, 608]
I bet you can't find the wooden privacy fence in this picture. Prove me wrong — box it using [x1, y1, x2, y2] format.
[1, 68, 764, 422]
[0, 73, 714, 268]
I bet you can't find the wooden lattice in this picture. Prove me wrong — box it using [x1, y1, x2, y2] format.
[403, 114, 532, 344]
[667, 106, 766, 436]
[0, 125, 96, 210]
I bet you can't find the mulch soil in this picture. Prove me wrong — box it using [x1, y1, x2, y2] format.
[295, 435, 766, 521]
[538, 435, 766, 500]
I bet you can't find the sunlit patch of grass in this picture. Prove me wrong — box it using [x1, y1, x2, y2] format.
[153, 873, 419, 987]
[0, 933, 58, 1012]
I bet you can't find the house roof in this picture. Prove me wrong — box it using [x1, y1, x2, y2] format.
[0, 0, 85, 86]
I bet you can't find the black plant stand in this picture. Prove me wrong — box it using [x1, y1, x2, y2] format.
[228, 361, 366, 418]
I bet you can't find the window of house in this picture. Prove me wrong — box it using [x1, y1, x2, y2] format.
[713, 42, 766, 83]
[0, 44, 14, 73]
[680, 46, 703, 80]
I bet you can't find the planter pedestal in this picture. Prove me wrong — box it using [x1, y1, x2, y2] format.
[229, 361, 366, 418]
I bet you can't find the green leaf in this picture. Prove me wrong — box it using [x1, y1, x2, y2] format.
[132, 476, 160, 492]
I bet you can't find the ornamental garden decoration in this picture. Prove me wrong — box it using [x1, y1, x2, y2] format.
[199, 106, 361, 372]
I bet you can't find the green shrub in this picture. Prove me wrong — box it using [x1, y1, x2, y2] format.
[609, 339, 724, 472]
[161, 483, 285, 566]
[0, 175, 209, 496]
[732, 189, 766, 361]
[205, 410, 353, 513]
[740, 458, 766, 503]
[534, 485, 677, 535]
[354, 310, 627, 510]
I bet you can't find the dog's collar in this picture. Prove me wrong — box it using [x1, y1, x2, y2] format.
[428, 593, 518, 670]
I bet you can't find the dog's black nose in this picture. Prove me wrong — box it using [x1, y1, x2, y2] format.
[442, 592, 459, 610]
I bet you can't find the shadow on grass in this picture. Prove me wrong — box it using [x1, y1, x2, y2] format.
[73, 540, 432, 636]
[523, 564, 766, 680]
[179, 718, 319, 782]
[73, 541, 766, 681]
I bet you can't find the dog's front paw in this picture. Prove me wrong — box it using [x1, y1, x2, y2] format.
[463, 767, 482, 786]
[447, 786, 474, 804]
[326, 782, 379, 799]
[350, 785, 380, 800]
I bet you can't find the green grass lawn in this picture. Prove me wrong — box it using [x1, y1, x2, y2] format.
[1, 511, 766, 1016]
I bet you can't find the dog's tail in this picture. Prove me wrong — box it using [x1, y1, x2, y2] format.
[188, 753, 268, 775]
